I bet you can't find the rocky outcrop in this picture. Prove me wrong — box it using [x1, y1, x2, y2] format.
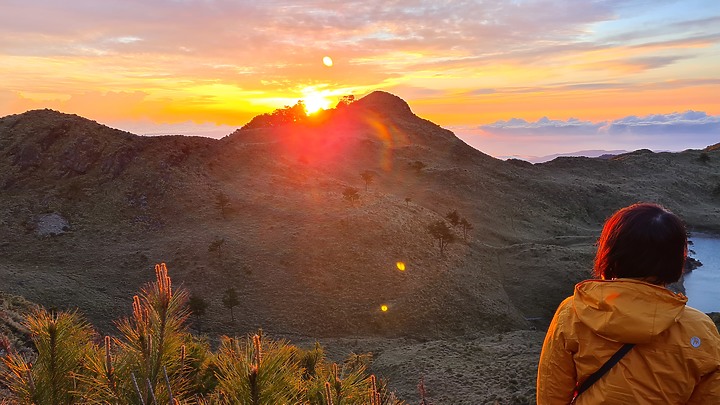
[35, 212, 70, 236]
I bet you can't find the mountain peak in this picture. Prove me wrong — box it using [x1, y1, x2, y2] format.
[354, 91, 414, 117]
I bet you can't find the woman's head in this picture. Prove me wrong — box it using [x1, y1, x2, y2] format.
[594, 203, 687, 284]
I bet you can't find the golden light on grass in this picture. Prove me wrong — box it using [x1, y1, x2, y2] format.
[380, 304, 388, 312]
[322, 56, 333, 67]
[396, 261, 406, 271]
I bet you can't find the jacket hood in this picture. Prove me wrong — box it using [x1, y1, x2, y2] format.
[573, 279, 687, 344]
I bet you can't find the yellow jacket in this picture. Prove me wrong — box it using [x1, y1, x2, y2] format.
[537, 279, 720, 404]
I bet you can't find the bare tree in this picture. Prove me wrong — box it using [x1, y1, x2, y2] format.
[445, 210, 460, 227]
[427, 220, 456, 254]
[222, 287, 240, 322]
[360, 170, 376, 192]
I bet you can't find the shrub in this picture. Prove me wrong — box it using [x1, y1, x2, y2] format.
[343, 187, 360, 205]
[241, 102, 308, 130]
[0, 264, 405, 404]
[3, 310, 93, 404]
[408, 161, 426, 174]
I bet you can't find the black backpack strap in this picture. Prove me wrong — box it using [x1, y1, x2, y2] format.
[572, 343, 635, 402]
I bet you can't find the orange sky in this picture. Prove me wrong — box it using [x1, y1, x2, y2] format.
[1, 0, 719, 157]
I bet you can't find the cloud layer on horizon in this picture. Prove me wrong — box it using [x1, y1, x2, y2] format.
[479, 111, 720, 137]
[452, 110, 720, 158]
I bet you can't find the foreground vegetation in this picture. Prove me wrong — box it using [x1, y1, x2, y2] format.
[0, 264, 403, 404]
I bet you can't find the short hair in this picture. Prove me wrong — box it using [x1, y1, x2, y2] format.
[593, 203, 687, 284]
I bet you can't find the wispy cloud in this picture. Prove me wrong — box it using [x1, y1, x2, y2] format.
[454, 110, 720, 158]
[0, 1, 621, 65]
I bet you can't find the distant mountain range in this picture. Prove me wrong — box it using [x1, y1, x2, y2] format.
[502, 149, 630, 163]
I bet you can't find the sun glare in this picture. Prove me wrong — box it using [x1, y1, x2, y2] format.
[323, 56, 333, 67]
[303, 92, 331, 114]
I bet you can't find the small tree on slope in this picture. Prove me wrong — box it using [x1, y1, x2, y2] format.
[427, 220, 456, 254]
[222, 287, 240, 322]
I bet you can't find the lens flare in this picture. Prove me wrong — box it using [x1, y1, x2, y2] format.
[364, 116, 410, 171]
[323, 56, 333, 67]
[381, 305, 388, 312]
[396, 262, 406, 271]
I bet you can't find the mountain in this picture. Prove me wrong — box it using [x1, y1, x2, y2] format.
[514, 149, 630, 163]
[2, 92, 719, 403]
[0, 94, 527, 339]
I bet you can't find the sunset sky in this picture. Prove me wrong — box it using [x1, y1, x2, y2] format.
[1, 0, 719, 158]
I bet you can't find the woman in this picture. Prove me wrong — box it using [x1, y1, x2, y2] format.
[537, 203, 720, 404]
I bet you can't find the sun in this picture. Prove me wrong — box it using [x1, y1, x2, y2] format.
[303, 92, 331, 115]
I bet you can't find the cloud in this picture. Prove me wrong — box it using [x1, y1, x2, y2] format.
[603, 111, 720, 135]
[0, 1, 620, 65]
[435, 93, 715, 158]
[478, 111, 720, 141]
[454, 110, 720, 158]
[480, 116, 605, 135]
[107, 119, 237, 138]
[621, 55, 686, 70]
[0, 0, 633, 117]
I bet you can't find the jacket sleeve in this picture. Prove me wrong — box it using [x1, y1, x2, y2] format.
[687, 323, 720, 405]
[537, 297, 577, 405]
[686, 366, 720, 404]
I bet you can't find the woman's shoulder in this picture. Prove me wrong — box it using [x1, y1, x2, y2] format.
[679, 306, 720, 337]
[550, 295, 575, 313]
[550, 295, 577, 323]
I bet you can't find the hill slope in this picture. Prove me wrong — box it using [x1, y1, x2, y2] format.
[2, 94, 720, 340]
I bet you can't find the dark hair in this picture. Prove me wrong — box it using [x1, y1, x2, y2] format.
[593, 203, 687, 284]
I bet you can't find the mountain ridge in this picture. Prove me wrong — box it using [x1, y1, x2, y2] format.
[1, 93, 719, 336]
[0, 94, 533, 339]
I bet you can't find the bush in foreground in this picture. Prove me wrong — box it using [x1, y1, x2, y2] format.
[1, 264, 404, 404]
